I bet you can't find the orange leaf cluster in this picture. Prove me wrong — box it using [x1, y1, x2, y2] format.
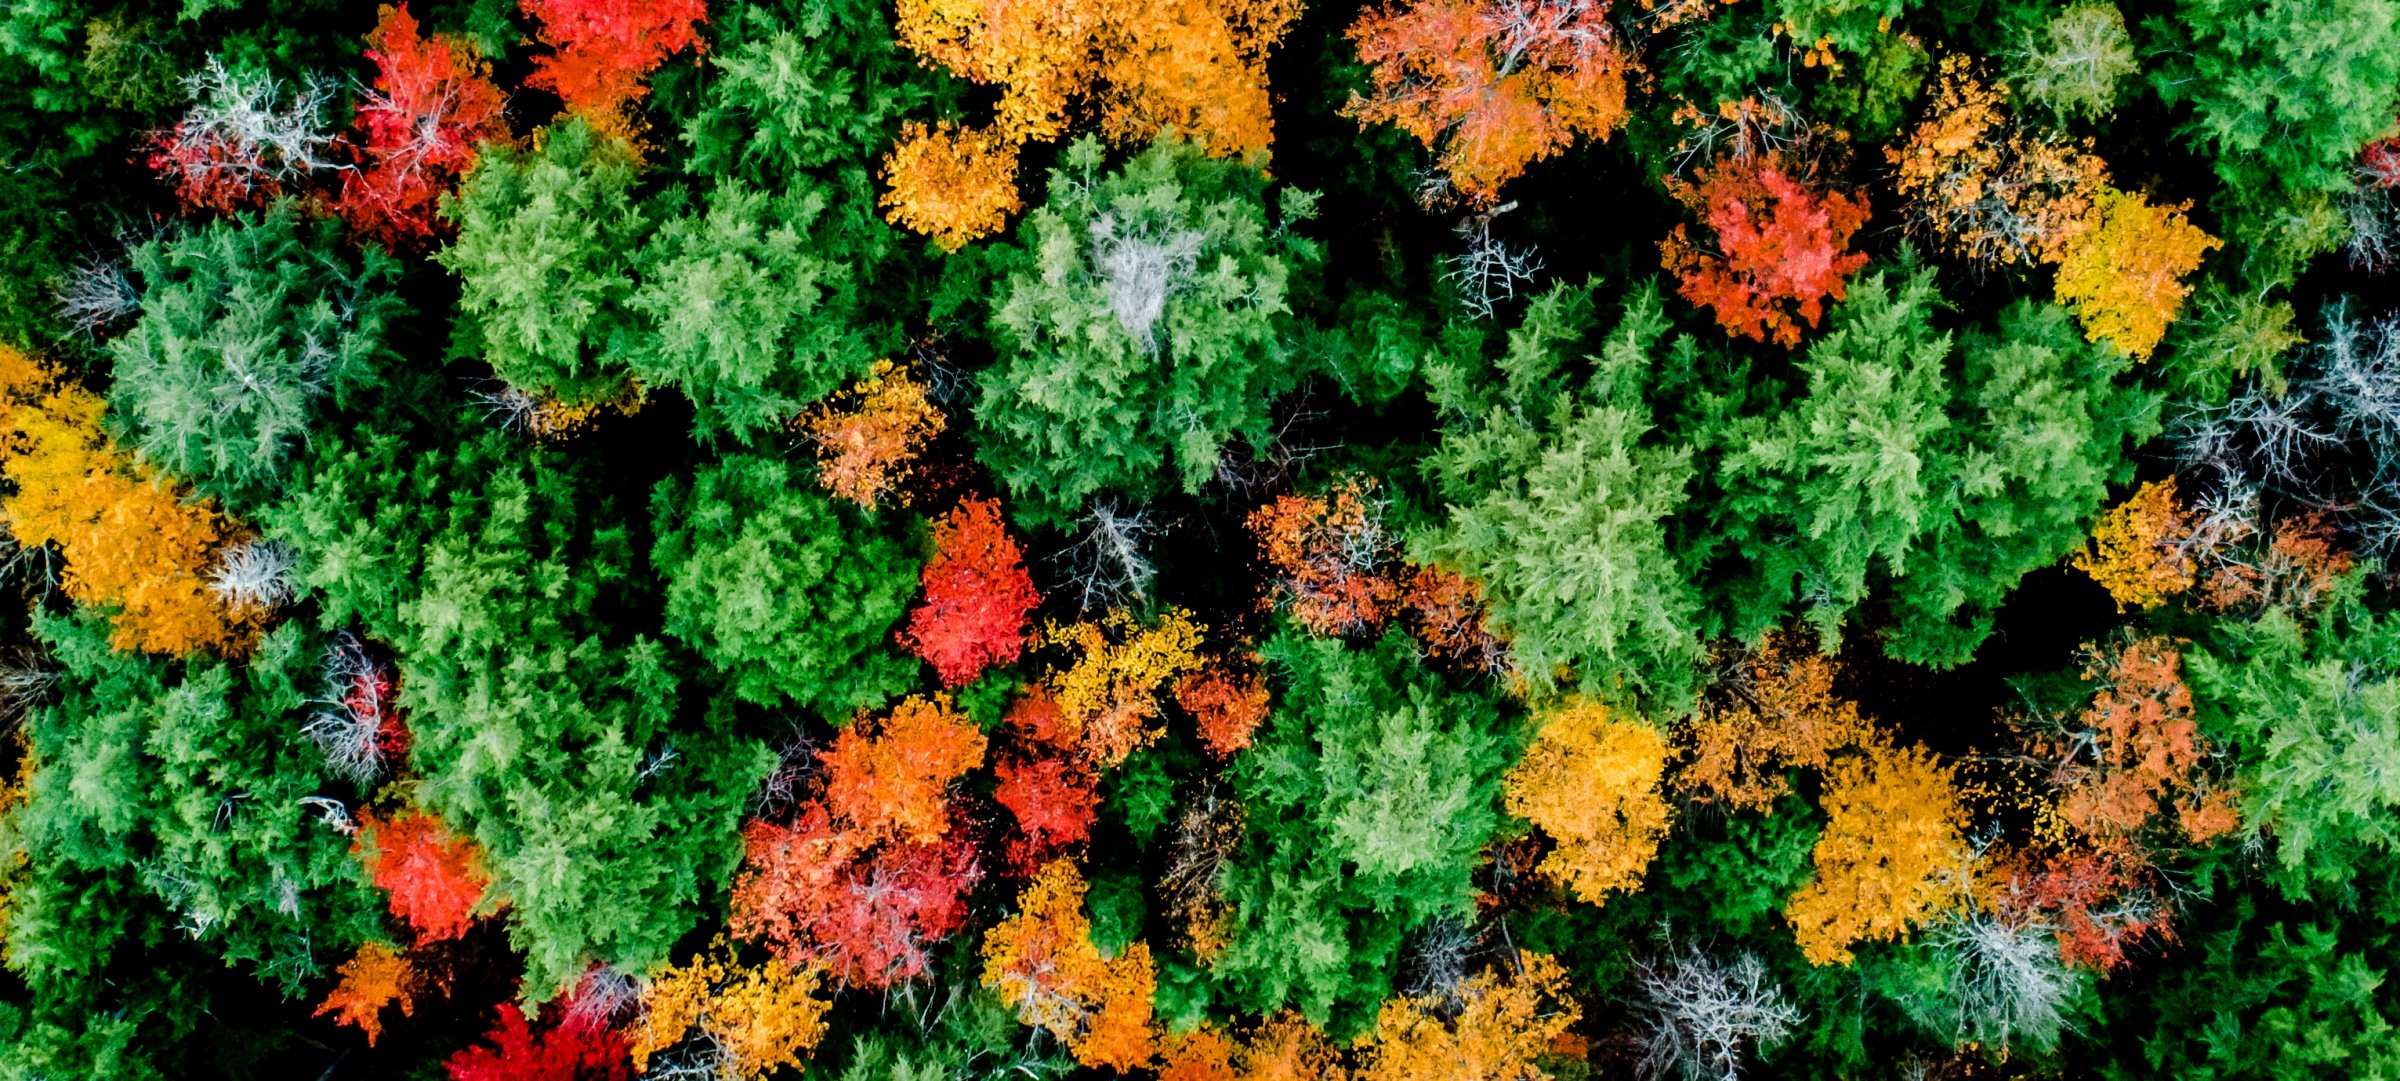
[520, 0, 707, 142]
[1675, 632, 1873, 812]
[357, 809, 491, 944]
[1660, 154, 1870, 347]
[1503, 700, 1672, 906]
[1887, 57, 2109, 268]
[1353, 950, 1580, 1081]
[1248, 476, 1399, 637]
[1346, 0, 1632, 205]
[335, 5, 510, 246]
[314, 941, 415, 1046]
[1174, 660, 1270, 758]
[2051, 186, 2220, 360]
[1396, 565, 1508, 675]
[879, 122, 1025, 252]
[0, 347, 240, 655]
[1981, 846, 2171, 972]
[904, 497, 1041, 687]
[821, 694, 989, 846]
[2039, 638, 2237, 851]
[2199, 512, 2356, 614]
[1786, 742, 1971, 966]
[1045, 609, 1206, 768]
[800, 359, 945, 509]
[626, 938, 832, 1080]
[982, 859, 1160, 1071]
[2074, 479, 2198, 611]
[1158, 1015, 1345, 1081]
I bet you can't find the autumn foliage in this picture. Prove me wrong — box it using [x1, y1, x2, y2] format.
[800, 359, 945, 509]
[1175, 660, 1270, 758]
[626, 939, 833, 1080]
[315, 941, 415, 1046]
[1397, 564, 1509, 674]
[336, 5, 509, 245]
[1353, 950, 1580, 1081]
[1504, 700, 1672, 905]
[357, 809, 491, 944]
[1045, 609, 1206, 768]
[2074, 479, 2199, 610]
[903, 497, 1040, 687]
[1248, 476, 1399, 636]
[1660, 154, 1871, 347]
[982, 859, 1160, 1070]
[2040, 638, 2238, 852]
[0, 348, 241, 655]
[878, 122, 1025, 252]
[445, 1002, 629, 1081]
[1675, 633, 1873, 812]
[1346, 0, 1633, 204]
[1888, 57, 2108, 267]
[520, 0, 707, 141]
[995, 753, 1099, 869]
[2050, 187, 2220, 360]
[819, 694, 989, 846]
[1785, 742, 1971, 966]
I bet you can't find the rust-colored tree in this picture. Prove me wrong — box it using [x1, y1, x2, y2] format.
[1659, 154, 1870, 347]
[2035, 638, 2238, 852]
[1174, 659, 1270, 758]
[730, 806, 982, 990]
[337, 5, 510, 245]
[982, 859, 1160, 1071]
[1785, 742, 1971, 966]
[315, 941, 415, 1046]
[800, 359, 945, 509]
[1397, 564, 1509, 674]
[1248, 476, 1399, 636]
[1674, 632, 1873, 813]
[357, 808, 491, 944]
[1346, 0, 1633, 205]
[903, 497, 1040, 687]
[520, 0, 708, 142]
[1504, 700, 1672, 905]
[1353, 951, 1580, 1081]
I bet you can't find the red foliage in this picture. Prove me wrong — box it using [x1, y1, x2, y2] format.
[994, 754, 1098, 869]
[446, 1002, 630, 1081]
[1005, 685, 1074, 751]
[358, 810, 490, 944]
[1659, 154, 1870, 348]
[521, 0, 708, 137]
[2364, 133, 2400, 189]
[1986, 847, 2169, 972]
[903, 497, 1041, 686]
[729, 807, 981, 989]
[1174, 663, 1269, 758]
[337, 5, 510, 246]
[344, 651, 411, 767]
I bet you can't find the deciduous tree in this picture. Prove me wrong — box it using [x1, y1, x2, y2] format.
[1786, 743, 1971, 966]
[625, 939, 834, 1081]
[1660, 154, 1870, 348]
[2050, 187, 2220, 360]
[357, 808, 490, 944]
[983, 860, 1161, 1070]
[336, 4, 510, 245]
[1353, 951, 1580, 1081]
[903, 497, 1039, 686]
[520, 0, 708, 142]
[802, 359, 945, 511]
[1046, 608, 1206, 768]
[1249, 476, 1399, 637]
[819, 694, 987, 846]
[1503, 700, 1672, 905]
[315, 941, 414, 1046]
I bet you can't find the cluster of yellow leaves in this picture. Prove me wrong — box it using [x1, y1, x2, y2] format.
[2051, 187, 2221, 359]
[982, 859, 1160, 1071]
[1156, 1014, 1346, 1081]
[628, 938, 834, 1081]
[1888, 57, 2107, 267]
[820, 693, 988, 845]
[1353, 951, 1580, 1081]
[313, 941, 415, 1046]
[2074, 479, 2197, 611]
[1045, 608, 1206, 767]
[1675, 633, 1874, 812]
[1785, 742, 1972, 966]
[0, 345, 240, 655]
[885, 0, 1301, 245]
[1503, 700, 1671, 906]
[800, 359, 945, 508]
[524, 378, 646, 441]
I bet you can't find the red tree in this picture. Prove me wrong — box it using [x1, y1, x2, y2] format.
[994, 754, 1098, 870]
[1659, 153, 1870, 348]
[357, 809, 490, 943]
[903, 497, 1041, 686]
[729, 807, 981, 989]
[1174, 662, 1268, 758]
[337, 4, 510, 245]
[520, 0, 708, 139]
[446, 1002, 630, 1081]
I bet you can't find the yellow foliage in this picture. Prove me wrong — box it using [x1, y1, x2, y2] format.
[0, 345, 238, 655]
[1503, 700, 1671, 906]
[800, 358, 947, 508]
[1046, 608, 1206, 767]
[879, 121, 1025, 252]
[1238, 1013, 1346, 1081]
[1786, 743, 1972, 966]
[314, 941, 415, 1046]
[2052, 186, 2220, 360]
[1097, 0, 1302, 159]
[628, 938, 833, 1080]
[981, 859, 1160, 1071]
[2073, 479, 2198, 611]
[893, 0, 1098, 147]
[1675, 633, 1874, 812]
[1353, 951, 1579, 1081]
[1887, 56, 2108, 267]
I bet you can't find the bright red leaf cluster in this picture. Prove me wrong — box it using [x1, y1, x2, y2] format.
[1174, 661, 1269, 758]
[357, 809, 490, 944]
[445, 1002, 629, 1081]
[521, 0, 708, 140]
[903, 497, 1041, 686]
[336, 4, 510, 245]
[1660, 153, 1870, 347]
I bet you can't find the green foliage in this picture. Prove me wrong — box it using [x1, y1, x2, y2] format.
[1813, 25, 1931, 141]
[650, 453, 919, 716]
[2164, 283, 2304, 399]
[2150, 0, 2400, 198]
[109, 203, 402, 507]
[2002, 0, 2138, 123]
[975, 136, 1320, 524]
[1212, 627, 1518, 1032]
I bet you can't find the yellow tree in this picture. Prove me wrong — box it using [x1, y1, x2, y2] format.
[879, 122, 1025, 253]
[314, 941, 415, 1046]
[2051, 187, 2220, 360]
[1785, 742, 1972, 965]
[1353, 951, 1580, 1081]
[627, 938, 835, 1081]
[1674, 633, 1873, 812]
[1887, 57, 2108, 268]
[1046, 609, 1206, 767]
[2073, 478, 2199, 610]
[982, 859, 1160, 1070]
[1503, 700, 1672, 905]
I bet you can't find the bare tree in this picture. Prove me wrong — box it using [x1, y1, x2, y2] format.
[207, 539, 299, 612]
[153, 56, 342, 201]
[302, 634, 394, 785]
[1445, 201, 1544, 320]
[1091, 213, 1204, 352]
[55, 256, 141, 336]
[0, 647, 59, 734]
[1052, 499, 1160, 612]
[1633, 948, 1801, 1081]
[1923, 915, 2079, 1053]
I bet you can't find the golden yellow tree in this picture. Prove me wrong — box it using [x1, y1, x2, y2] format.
[799, 358, 946, 507]
[0, 345, 238, 655]
[2051, 186, 2220, 360]
[1503, 700, 1672, 906]
[1353, 951, 1580, 1081]
[2073, 479, 2199, 611]
[627, 938, 835, 1080]
[1887, 57, 2108, 267]
[878, 122, 1026, 252]
[982, 859, 1160, 1070]
[1675, 633, 1873, 812]
[1046, 609, 1206, 767]
[1786, 742, 1972, 966]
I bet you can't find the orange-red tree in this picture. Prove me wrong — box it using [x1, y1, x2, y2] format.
[1248, 476, 1398, 636]
[358, 809, 491, 944]
[336, 5, 509, 245]
[818, 694, 988, 846]
[903, 498, 1040, 687]
[1346, 0, 1633, 205]
[994, 753, 1099, 870]
[1174, 659, 1270, 758]
[1660, 154, 1870, 347]
[520, 0, 708, 141]
[446, 1001, 631, 1081]
[730, 806, 982, 990]
[315, 941, 415, 1046]
[1397, 564, 1509, 674]
[982, 859, 1160, 1070]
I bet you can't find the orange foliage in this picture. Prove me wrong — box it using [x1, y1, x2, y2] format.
[1248, 476, 1399, 636]
[1238, 1013, 1346, 1081]
[1097, 0, 1303, 158]
[2200, 512, 2356, 613]
[1786, 742, 1971, 966]
[520, 0, 707, 142]
[905, 497, 1040, 687]
[879, 121, 1025, 252]
[1660, 154, 1870, 347]
[820, 694, 988, 847]
[1346, 0, 1632, 205]
[982, 859, 1160, 1071]
[1503, 700, 1672, 905]
[892, 0, 1098, 147]
[1046, 609, 1206, 767]
[800, 359, 945, 509]
[315, 941, 415, 1046]
[356, 809, 490, 944]
[729, 805, 980, 988]
[1175, 660, 1270, 758]
[1982, 846, 2171, 972]
[2051, 186, 2219, 360]
[2074, 479, 2198, 611]
[336, 5, 511, 246]
[0, 347, 239, 655]
[1353, 951, 1580, 1081]
[1398, 564, 1508, 674]
[1158, 1026, 1239, 1081]
[626, 938, 832, 1080]
[2038, 638, 2236, 851]
[1675, 632, 1872, 812]
[1887, 57, 2108, 268]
